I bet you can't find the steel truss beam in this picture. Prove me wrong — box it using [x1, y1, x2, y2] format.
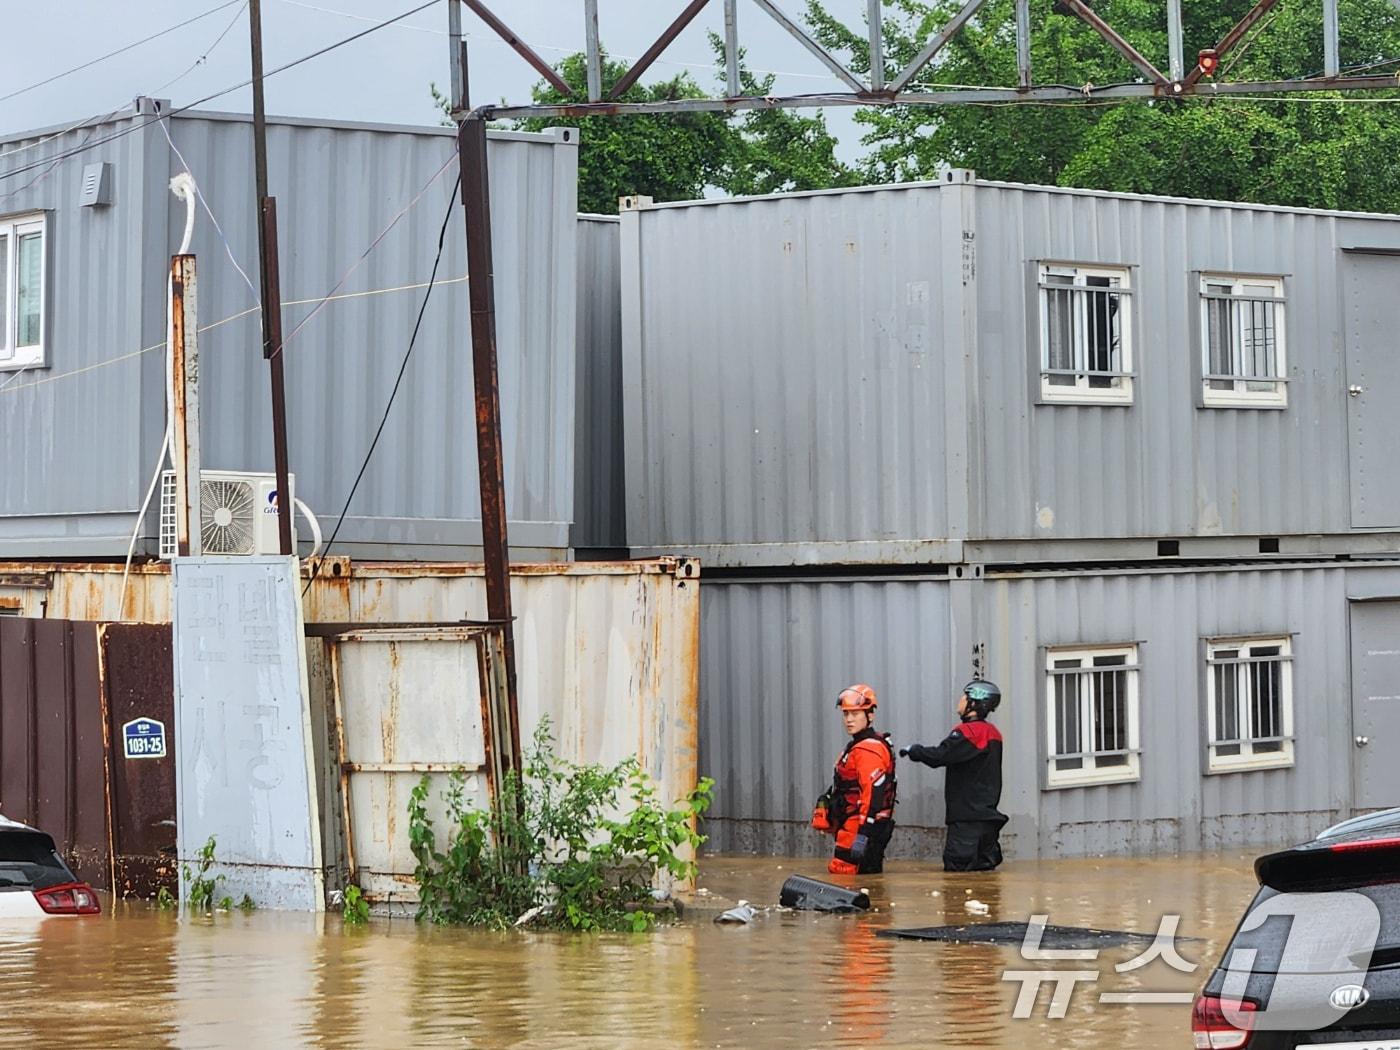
[450, 0, 1400, 120]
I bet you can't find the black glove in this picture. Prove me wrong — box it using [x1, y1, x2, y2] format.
[898, 747, 910, 758]
[850, 833, 869, 860]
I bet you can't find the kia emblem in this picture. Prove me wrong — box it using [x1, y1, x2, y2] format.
[1330, 984, 1370, 1010]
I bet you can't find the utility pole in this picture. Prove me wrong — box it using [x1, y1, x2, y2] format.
[170, 254, 202, 557]
[249, 0, 295, 556]
[450, 4, 521, 773]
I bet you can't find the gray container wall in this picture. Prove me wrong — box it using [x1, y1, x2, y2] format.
[622, 187, 960, 559]
[985, 565, 1352, 858]
[0, 106, 578, 560]
[700, 564, 1363, 861]
[172, 114, 578, 559]
[972, 183, 1380, 541]
[0, 108, 169, 554]
[623, 179, 1400, 562]
[573, 215, 624, 551]
[700, 576, 957, 858]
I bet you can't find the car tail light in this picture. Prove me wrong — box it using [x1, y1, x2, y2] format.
[33, 882, 101, 915]
[1329, 836, 1400, 852]
[1192, 993, 1257, 1049]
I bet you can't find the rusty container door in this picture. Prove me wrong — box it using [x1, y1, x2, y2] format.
[100, 623, 176, 898]
[0, 618, 108, 886]
[328, 627, 496, 904]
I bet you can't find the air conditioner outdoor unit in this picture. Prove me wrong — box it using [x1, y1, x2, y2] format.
[159, 470, 296, 559]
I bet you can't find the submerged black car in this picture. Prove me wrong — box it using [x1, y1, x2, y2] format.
[1194, 809, 1400, 1049]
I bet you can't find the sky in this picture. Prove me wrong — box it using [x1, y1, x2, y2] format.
[3, 0, 873, 162]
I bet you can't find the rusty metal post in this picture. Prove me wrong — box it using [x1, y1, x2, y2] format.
[260, 199, 294, 555]
[169, 255, 202, 557]
[457, 107, 521, 774]
[249, 0, 295, 556]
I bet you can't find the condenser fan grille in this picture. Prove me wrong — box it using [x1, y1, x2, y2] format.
[199, 479, 256, 555]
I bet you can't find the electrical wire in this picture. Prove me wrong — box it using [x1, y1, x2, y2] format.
[0, 274, 468, 397]
[148, 1, 251, 97]
[276, 149, 459, 358]
[274, 0, 848, 84]
[0, 0, 245, 105]
[0, 103, 128, 205]
[156, 117, 261, 304]
[0, 6, 246, 172]
[303, 175, 461, 595]
[0, 111, 116, 162]
[0, 0, 440, 184]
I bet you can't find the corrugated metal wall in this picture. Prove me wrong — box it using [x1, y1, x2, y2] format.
[0, 618, 108, 883]
[623, 188, 954, 551]
[972, 183, 1371, 540]
[574, 215, 624, 550]
[984, 565, 1352, 857]
[699, 576, 954, 857]
[0, 108, 166, 553]
[0, 106, 579, 560]
[700, 563, 1368, 861]
[621, 179, 1400, 560]
[175, 115, 579, 559]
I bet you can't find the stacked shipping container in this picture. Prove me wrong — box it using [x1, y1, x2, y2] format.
[618, 173, 1400, 860]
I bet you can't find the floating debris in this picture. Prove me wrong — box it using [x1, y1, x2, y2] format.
[715, 900, 756, 925]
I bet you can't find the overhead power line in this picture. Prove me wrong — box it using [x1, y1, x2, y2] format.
[0, 0, 245, 105]
[0, 0, 439, 184]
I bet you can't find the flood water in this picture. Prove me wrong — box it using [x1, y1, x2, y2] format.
[0, 852, 1260, 1048]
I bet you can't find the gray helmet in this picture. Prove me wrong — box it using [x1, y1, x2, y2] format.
[962, 679, 1001, 717]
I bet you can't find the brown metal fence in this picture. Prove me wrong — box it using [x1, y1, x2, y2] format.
[0, 618, 175, 896]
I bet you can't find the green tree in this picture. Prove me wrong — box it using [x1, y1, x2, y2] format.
[510, 51, 735, 214]
[807, 0, 1400, 211]
[492, 48, 852, 212]
[711, 35, 858, 196]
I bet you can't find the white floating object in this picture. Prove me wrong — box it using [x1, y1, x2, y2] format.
[715, 900, 756, 925]
[965, 899, 990, 915]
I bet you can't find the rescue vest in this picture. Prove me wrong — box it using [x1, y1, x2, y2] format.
[830, 730, 897, 830]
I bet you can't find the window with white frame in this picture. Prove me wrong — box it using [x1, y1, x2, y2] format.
[1045, 644, 1141, 786]
[1038, 264, 1133, 403]
[1206, 637, 1294, 772]
[0, 212, 47, 369]
[1200, 275, 1286, 406]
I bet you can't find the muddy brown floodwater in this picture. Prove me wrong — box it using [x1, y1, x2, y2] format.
[0, 852, 1261, 1049]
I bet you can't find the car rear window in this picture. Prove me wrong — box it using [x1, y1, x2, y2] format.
[0, 831, 77, 891]
[1223, 883, 1400, 976]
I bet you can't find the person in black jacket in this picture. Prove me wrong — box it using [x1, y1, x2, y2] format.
[901, 680, 1008, 872]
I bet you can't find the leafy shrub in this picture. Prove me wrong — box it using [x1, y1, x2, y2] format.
[408, 719, 713, 932]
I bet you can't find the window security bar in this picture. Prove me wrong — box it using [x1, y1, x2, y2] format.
[1045, 664, 1140, 676]
[1205, 653, 1294, 667]
[1210, 734, 1293, 746]
[1201, 374, 1290, 384]
[1043, 368, 1137, 379]
[1200, 291, 1287, 304]
[1050, 747, 1142, 759]
[1039, 281, 1134, 293]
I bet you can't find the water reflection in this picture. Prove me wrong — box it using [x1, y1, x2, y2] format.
[0, 853, 1258, 1049]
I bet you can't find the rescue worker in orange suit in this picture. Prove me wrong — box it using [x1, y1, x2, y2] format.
[901, 680, 1007, 872]
[812, 684, 897, 875]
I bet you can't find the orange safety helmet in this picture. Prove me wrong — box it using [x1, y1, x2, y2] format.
[836, 683, 878, 712]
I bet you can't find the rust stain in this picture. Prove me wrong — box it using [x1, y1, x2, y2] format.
[382, 642, 401, 765]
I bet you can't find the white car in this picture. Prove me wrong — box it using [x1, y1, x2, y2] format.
[0, 815, 101, 917]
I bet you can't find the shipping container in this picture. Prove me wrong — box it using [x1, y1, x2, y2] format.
[574, 215, 625, 552]
[0, 100, 578, 560]
[700, 561, 1400, 861]
[619, 175, 1400, 566]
